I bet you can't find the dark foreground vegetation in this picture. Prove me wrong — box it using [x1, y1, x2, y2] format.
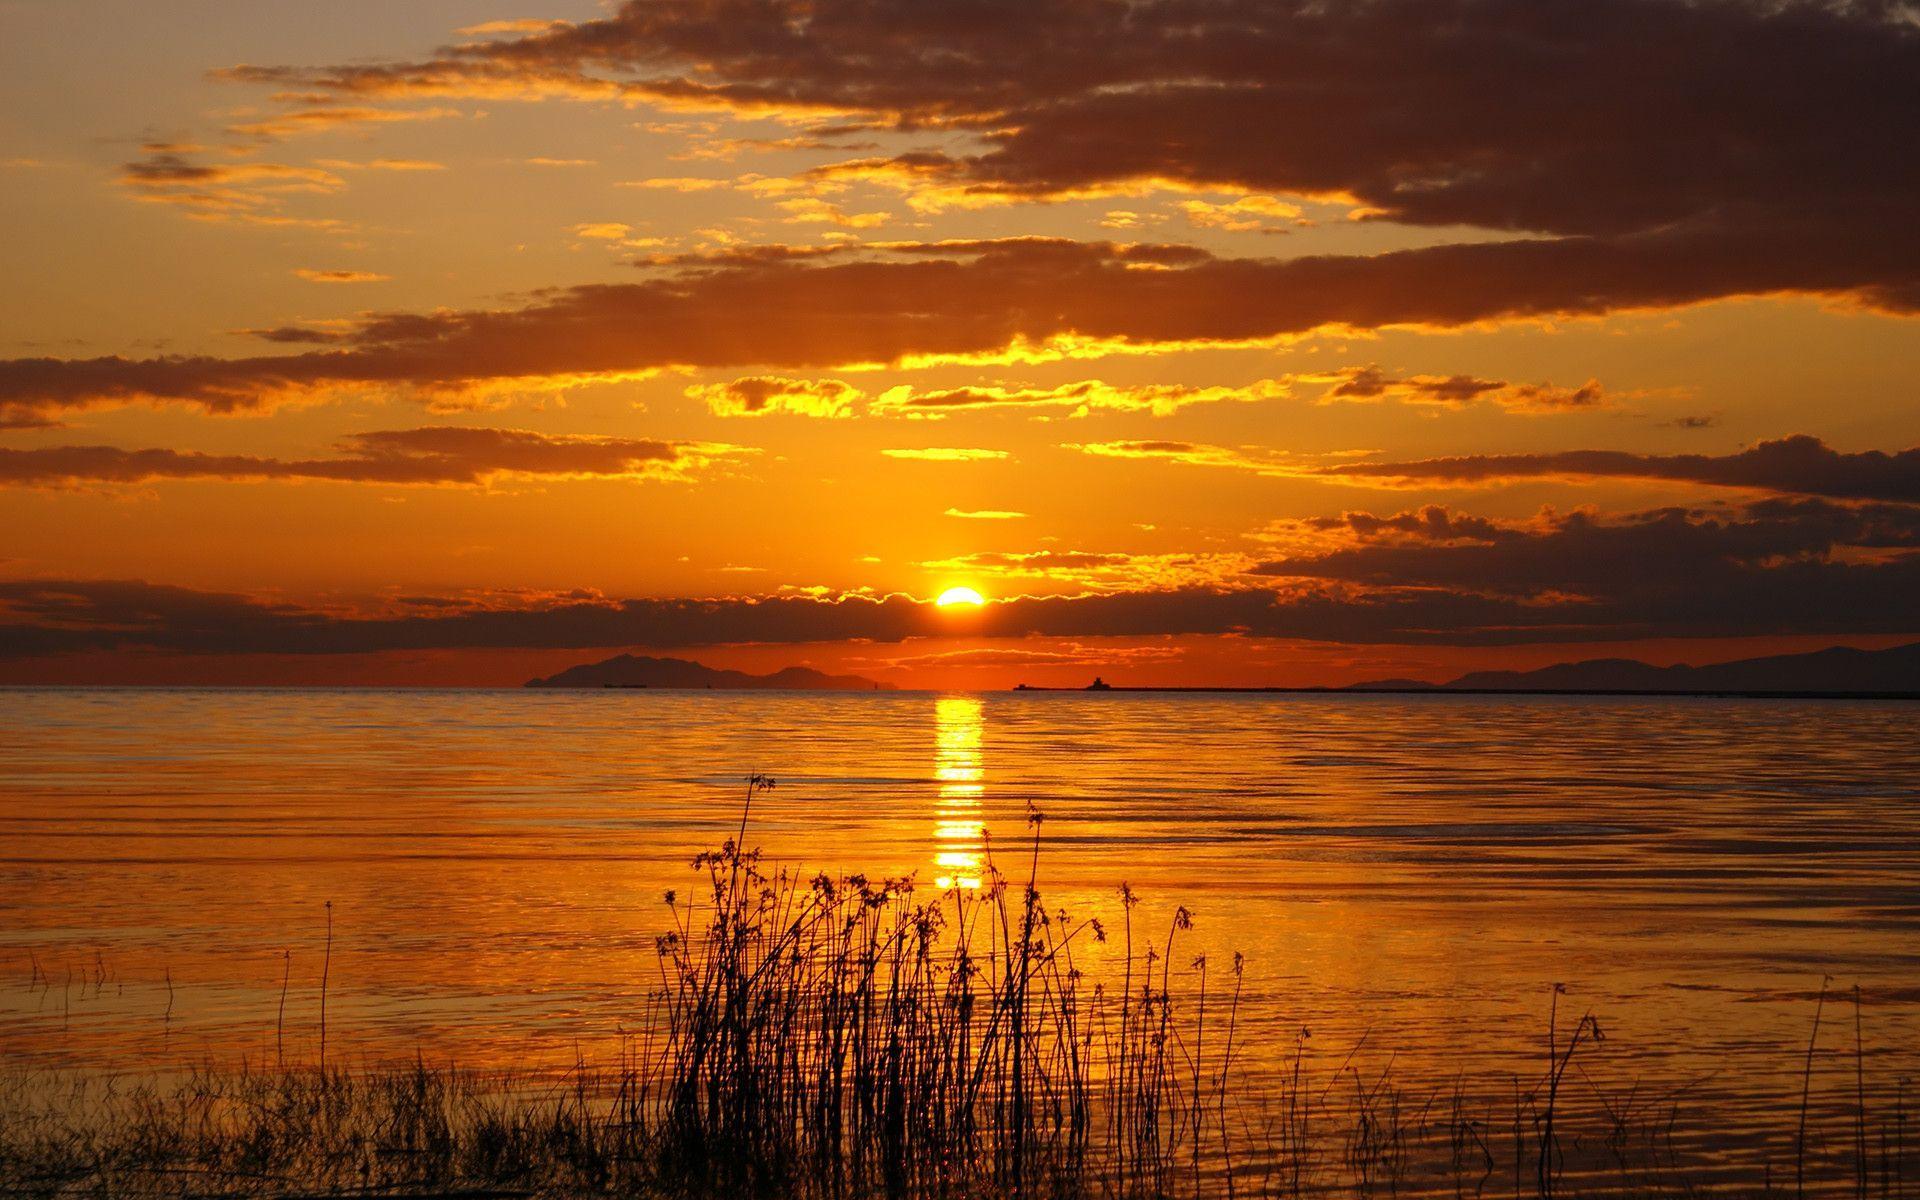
[2, 780, 1911, 1199]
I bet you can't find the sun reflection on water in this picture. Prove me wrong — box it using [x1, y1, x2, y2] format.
[932, 695, 985, 889]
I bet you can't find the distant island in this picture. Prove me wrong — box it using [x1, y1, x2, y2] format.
[526, 653, 892, 690]
[1348, 641, 1920, 696]
[1011, 642, 1920, 697]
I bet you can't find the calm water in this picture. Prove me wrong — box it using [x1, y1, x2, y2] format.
[3, 688, 1918, 1136]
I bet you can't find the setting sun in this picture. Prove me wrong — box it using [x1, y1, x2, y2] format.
[936, 586, 985, 608]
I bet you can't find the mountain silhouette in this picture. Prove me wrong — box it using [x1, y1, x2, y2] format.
[525, 654, 892, 690]
[1351, 642, 1920, 694]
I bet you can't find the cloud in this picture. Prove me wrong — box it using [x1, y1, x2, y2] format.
[568, 223, 668, 249]
[878, 645, 1183, 670]
[945, 508, 1024, 520]
[218, 0, 1920, 310]
[685, 375, 859, 417]
[683, 374, 1292, 418]
[1070, 434, 1920, 503]
[873, 377, 1291, 417]
[313, 157, 446, 171]
[929, 550, 1143, 572]
[117, 150, 348, 225]
[572, 222, 634, 240]
[1065, 439, 1304, 477]
[0, 428, 750, 488]
[619, 176, 732, 190]
[0, 231, 1758, 424]
[225, 105, 460, 143]
[120, 155, 341, 191]
[775, 198, 890, 228]
[923, 548, 1230, 589]
[1178, 196, 1304, 234]
[5, 499, 1914, 659]
[1327, 435, 1920, 502]
[679, 368, 1595, 421]
[293, 268, 390, 283]
[1288, 505, 1517, 548]
[456, 19, 573, 37]
[7, 232, 1915, 426]
[1247, 502, 1920, 638]
[1304, 366, 1607, 412]
[881, 447, 1008, 461]
[699, 132, 883, 159]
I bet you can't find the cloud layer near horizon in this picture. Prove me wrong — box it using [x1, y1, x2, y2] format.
[5, 497, 1914, 657]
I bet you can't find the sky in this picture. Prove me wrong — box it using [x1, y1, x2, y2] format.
[0, 0, 1917, 688]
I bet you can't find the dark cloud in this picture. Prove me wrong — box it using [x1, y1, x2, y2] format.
[112, 122, 456, 230]
[0, 582, 943, 658]
[6, 229, 1917, 423]
[115, 149, 352, 229]
[1328, 435, 1920, 502]
[4, 502, 1914, 658]
[228, 1, 1918, 223]
[217, 0, 1920, 309]
[1246, 501, 1920, 642]
[1738, 496, 1920, 550]
[1312, 366, 1605, 411]
[237, 325, 352, 346]
[0, 428, 743, 487]
[1300, 505, 1513, 545]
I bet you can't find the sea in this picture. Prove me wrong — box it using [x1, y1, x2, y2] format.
[2, 687, 1917, 1179]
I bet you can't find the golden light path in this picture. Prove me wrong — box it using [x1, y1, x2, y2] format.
[935, 586, 985, 607]
[931, 695, 986, 890]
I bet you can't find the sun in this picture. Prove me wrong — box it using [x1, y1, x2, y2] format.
[936, 586, 986, 608]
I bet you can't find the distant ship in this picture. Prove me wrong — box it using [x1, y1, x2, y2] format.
[1012, 677, 1115, 691]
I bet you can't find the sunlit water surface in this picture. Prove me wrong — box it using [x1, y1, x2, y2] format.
[2, 688, 1917, 1175]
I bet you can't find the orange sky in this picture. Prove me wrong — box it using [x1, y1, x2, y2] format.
[1, 0, 1916, 687]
